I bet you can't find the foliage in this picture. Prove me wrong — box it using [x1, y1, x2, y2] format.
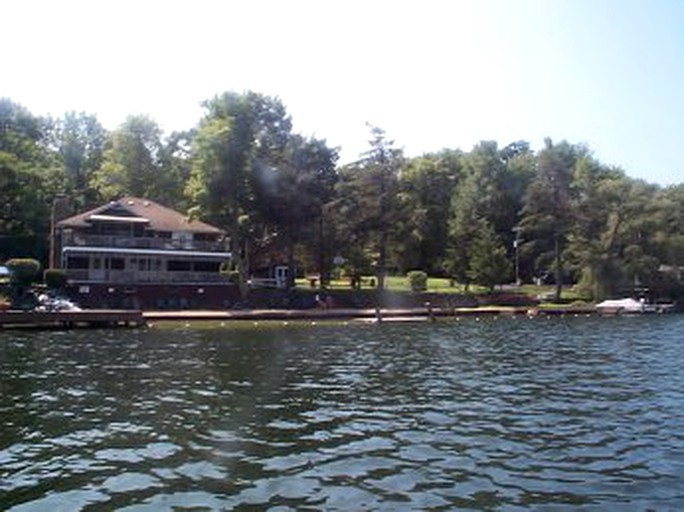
[397, 150, 461, 274]
[406, 270, 428, 292]
[521, 139, 583, 300]
[331, 124, 403, 291]
[0, 99, 60, 262]
[186, 91, 339, 292]
[0, 95, 682, 303]
[44, 268, 67, 289]
[92, 115, 167, 201]
[52, 111, 106, 209]
[467, 220, 511, 291]
[6, 258, 41, 285]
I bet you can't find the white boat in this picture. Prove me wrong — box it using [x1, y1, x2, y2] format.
[596, 298, 674, 315]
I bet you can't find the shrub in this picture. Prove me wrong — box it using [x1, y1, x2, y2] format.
[6, 258, 41, 286]
[44, 268, 68, 290]
[407, 270, 428, 292]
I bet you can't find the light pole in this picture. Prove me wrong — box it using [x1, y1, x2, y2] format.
[512, 226, 522, 286]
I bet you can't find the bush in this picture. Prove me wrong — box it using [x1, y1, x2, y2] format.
[44, 268, 68, 290]
[6, 258, 41, 286]
[407, 270, 428, 292]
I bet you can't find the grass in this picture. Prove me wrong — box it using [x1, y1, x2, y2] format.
[296, 276, 474, 293]
[296, 275, 590, 302]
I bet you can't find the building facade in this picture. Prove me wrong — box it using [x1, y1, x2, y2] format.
[54, 197, 238, 309]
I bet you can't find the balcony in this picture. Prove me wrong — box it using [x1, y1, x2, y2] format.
[63, 234, 227, 252]
[65, 269, 230, 284]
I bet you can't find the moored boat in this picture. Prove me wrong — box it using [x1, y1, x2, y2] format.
[596, 298, 675, 315]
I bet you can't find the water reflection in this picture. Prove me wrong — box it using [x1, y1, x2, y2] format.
[1, 316, 684, 510]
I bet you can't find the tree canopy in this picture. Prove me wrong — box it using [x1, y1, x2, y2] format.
[1, 94, 682, 302]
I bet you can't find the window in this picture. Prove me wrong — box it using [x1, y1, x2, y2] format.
[138, 258, 149, 271]
[109, 258, 125, 270]
[193, 261, 220, 272]
[168, 260, 191, 271]
[67, 256, 89, 269]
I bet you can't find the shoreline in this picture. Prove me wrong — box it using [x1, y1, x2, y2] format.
[4, 304, 679, 329]
[142, 305, 597, 323]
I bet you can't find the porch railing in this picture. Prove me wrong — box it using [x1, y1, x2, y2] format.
[63, 234, 227, 252]
[65, 269, 230, 284]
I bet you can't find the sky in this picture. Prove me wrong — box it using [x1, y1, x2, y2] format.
[4, 0, 684, 186]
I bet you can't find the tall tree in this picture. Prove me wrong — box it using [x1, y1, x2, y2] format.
[52, 111, 106, 210]
[159, 129, 196, 210]
[397, 149, 462, 274]
[252, 133, 338, 286]
[92, 115, 167, 200]
[332, 125, 403, 291]
[0, 98, 44, 161]
[521, 138, 581, 300]
[0, 99, 63, 262]
[467, 219, 511, 291]
[565, 160, 626, 299]
[186, 91, 296, 293]
[446, 141, 505, 288]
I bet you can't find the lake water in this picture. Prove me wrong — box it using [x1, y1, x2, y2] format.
[1, 315, 684, 510]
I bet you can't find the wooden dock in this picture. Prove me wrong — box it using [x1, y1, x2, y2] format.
[0, 310, 145, 329]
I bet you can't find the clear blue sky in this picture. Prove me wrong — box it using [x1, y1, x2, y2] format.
[4, 0, 683, 185]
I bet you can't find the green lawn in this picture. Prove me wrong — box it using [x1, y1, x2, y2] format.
[296, 275, 587, 301]
[296, 275, 467, 292]
[298, 275, 494, 294]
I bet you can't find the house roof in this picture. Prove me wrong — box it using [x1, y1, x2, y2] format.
[56, 197, 223, 234]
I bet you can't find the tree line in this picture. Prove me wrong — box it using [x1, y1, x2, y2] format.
[1, 93, 682, 300]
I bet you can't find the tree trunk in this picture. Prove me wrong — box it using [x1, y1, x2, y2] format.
[554, 233, 563, 302]
[377, 230, 387, 292]
[286, 235, 296, 289]
[318, 214, 329, 288]
[233, 235, 250, 300]
[237, 253, 249, 300]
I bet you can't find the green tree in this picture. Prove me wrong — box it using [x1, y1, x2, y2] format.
[92, 115, 167, 200]
[521, 138, 582, 300]
[467, 220, 511, 291]
[0, 98, 44, 160]
[159, 129, 196, 210]
[566, 161, 626, 299]
[253, 133, 338, 286]
[53, 111, 106, 209]
[397, 149, 462, 274]
[187, 94, 252, 295]
[0, 99, 61, 262]
[446, 141, 505, 288]
[657, 184, 684, 268]
[0, 152, 45, 235]
[332, 125, 403, 291]
[186, 91, 296, 293]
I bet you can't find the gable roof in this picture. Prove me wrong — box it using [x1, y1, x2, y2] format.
[56, 197, 223, 234]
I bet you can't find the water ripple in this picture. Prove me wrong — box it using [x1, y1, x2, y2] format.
[2, 316, 684, 510]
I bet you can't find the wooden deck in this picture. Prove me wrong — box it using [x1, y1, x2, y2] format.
[0, 310, 145, 329]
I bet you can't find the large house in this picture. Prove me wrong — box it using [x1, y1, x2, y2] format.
[53, 197, 237, 309]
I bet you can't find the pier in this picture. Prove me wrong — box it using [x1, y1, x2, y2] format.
[0, 310, 145, 329]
